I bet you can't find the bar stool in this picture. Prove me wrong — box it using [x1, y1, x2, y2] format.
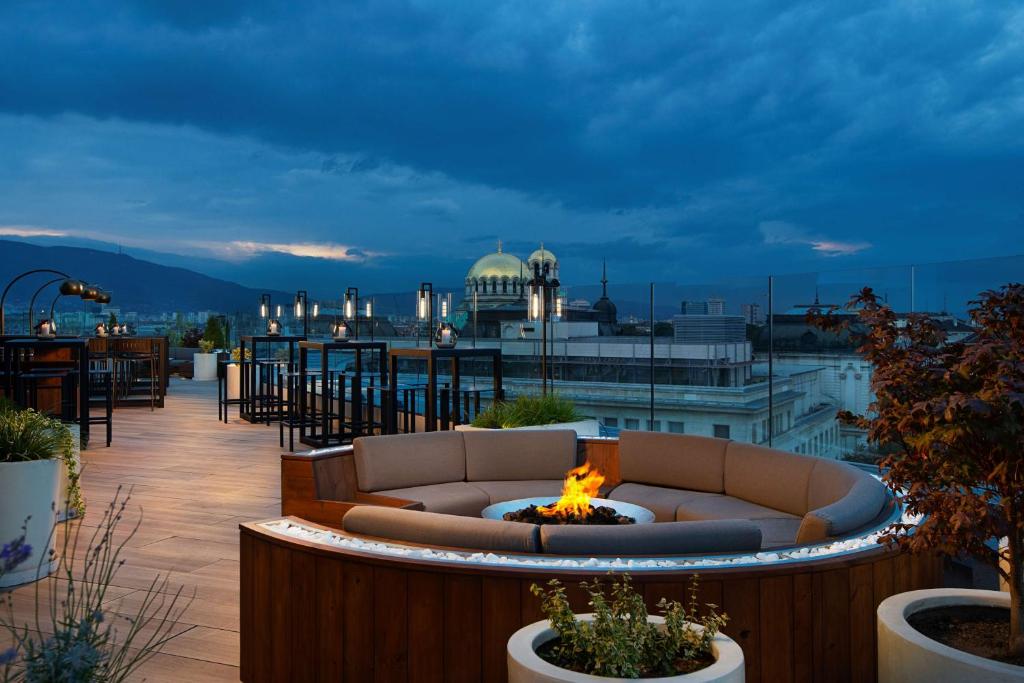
[278, 368, 322, 451]
[113, 338, 158, 410]
[88, 367, 113, 446]
[253, 359, 289, 424]
[16, 369, 73, 416]
[218, 359, 247, 423]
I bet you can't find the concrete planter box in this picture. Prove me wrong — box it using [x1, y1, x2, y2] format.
[457, 419, 601, 436]
[0, 459, 60, 587]
[508, 614, 745, 683]
[878, 589, 1024, 682]
[193, 352, 218, 381]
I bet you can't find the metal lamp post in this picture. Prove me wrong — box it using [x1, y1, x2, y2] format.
[528, 254, 559, 395]
[0, 269, 96, 334]
[365, 298, 374, 342]
[294, 290, 310, 337]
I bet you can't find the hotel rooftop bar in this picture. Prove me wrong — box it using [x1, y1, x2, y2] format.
[2, 251, 1023, 682]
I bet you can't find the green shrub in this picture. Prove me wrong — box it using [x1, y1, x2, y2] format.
[471, 394, 582, 429]
[201, 316, 227, 350]
[531, 574, 727, 678]
[0, 403, 82, 515]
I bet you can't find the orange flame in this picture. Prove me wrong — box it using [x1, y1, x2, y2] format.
[537, 463, 605, 519]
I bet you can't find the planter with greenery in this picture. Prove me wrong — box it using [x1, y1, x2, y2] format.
[225, 346, 252, 400]
[0, 400, 79, 587]
[813, 284, 1024, 675]
[465, 394, 600, 435]
[507, 575, 743, 682]
[1, 489, 191, 681]
[193, 338, 218, 381]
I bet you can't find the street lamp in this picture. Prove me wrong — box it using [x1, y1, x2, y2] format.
[417, 282, 433, 347]
[528, 246, 559, 395]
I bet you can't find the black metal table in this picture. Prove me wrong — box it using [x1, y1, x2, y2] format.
[387, 347, 502, 432]
[239, 335, 305, 423]
[298, 340, 388, 447]
[2, 337, 91, 448]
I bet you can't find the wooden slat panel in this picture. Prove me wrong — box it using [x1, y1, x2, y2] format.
[482, 577, 522, 683]
[270, 545, 293, 682]
[722, 578, 760, 683]
[849, 563, 876, 683]
[819, 569, 851, 683]
[315, 555, 345, 683]
[792, 573, 814, 683]
[893, 553, 913, 594]
[289, 551, 317, 683]
[252, 538, 274, 683]
[444, 575, 482, 683]
[408, 572, 445, 683]
[343, 563, 374, 682]
[520, 580, 545, 625]
[873, 556, 895, 607]
[759, 575, 794, 683]
[374, 567, 409, 683]
[239, 533, 254, 683]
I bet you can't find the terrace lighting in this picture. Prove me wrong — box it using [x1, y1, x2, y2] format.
[94, 321, 108, 338]
[330, 319, 352, 342]
[344, 287, 359, 338]
[294, 290, 310, 337]
[258, 293, 271, 320]
[0, 269, 90, 334]
[34, 318, 56, 338]
[417, 282, 433, 347]
[528, 243, 559, 395]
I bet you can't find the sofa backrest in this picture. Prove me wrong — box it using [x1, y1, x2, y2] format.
[539, 519, 761, 555]
[463, 429, 577, 481]
[724, 441, 818, 517]
[342, 506, 540, 553]
[618, 431, 728, 493]
[795, 459, 889, 543]
[353, 431, 466, 492]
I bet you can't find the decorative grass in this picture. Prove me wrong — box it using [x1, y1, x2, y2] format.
[471, 394, 582, 429]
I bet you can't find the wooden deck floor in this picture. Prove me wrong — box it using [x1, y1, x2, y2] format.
[5, 379, 283, 681]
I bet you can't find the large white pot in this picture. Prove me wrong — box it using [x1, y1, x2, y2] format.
[457, 419, 602, 436]
[226, 363, 241, 400]
[508, 614, 745, 683]
[0, 459, 60, 587]
[56, 423, 82, 522]
[878, 589, 1024, 682]
[193, 352, 217, 381]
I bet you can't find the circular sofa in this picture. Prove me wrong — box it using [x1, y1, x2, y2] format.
[338, 428, 892, 556]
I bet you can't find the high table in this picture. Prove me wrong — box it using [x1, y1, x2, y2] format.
[298, 340, 388, 447]
[239, 335, 305, 423]
[387, 347, 502, 432]
[2, 337, 90, 448]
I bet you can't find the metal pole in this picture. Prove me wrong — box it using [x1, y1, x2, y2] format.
[768, 275, 774, 447]
[0, 268, 71, 334]
[541, 283, 547, 396]
[27, 276, 65, 331]
[649, 282, 655, 428]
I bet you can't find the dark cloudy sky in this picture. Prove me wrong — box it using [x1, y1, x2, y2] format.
[1, 1, 1021, 294]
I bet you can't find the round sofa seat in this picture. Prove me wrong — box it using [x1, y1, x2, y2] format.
[341, 506, 763, 556]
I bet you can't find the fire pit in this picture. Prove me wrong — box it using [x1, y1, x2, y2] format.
[480, 463, 655, 525]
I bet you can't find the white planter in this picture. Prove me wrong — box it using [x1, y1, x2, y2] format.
[508, 614, 745, 683]
[457, 419, 602, 436]
[226, 363, 241, 400]
[193, 352, 217, 381]
[0, 459, 60, 587]
[878, 589, 1024, 682]
[56, 424, 83, 522]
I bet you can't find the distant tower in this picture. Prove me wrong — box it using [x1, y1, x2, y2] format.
[593, 259, 617, 326]
[706, 297, 725, 315]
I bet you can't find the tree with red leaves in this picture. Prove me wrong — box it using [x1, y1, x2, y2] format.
[813, 284, 1024, 658]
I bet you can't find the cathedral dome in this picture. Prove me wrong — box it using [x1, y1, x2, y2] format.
[527, 246, 557, 270]
[467, 250, 525, 280]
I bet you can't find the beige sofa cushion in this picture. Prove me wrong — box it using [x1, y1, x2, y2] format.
[797, 465, 889, 543]
[674, 494, 800, 524]
[607, 483, 723, 523]
[342, 506, 540, 553]
[469, 480, 565, 504]
[354, 431, 466, 492]
[463, 429, 577, 481]
[618, 431, 728, 493]
[376, 482, 490, 517]
[724, 442, 817, 517]
[539, 520, 761, 556]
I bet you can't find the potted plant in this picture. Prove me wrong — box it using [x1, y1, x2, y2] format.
[461, 394, 601, 435]
[508, 575, 743, 682]
[814, 284, 1024, 680]
[0, 400, 75, 587]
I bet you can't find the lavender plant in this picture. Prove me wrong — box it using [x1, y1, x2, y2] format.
[1, 488, 191, 682]
[531, 574, 728, 678]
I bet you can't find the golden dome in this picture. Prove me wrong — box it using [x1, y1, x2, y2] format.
[467, 248, 525, 280]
